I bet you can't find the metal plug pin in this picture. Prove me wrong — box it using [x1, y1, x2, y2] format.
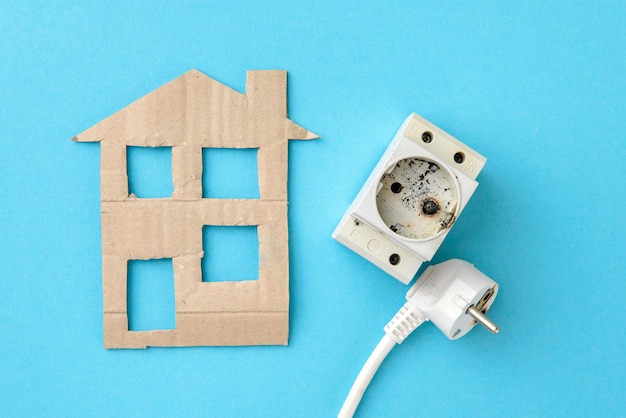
[467, 306, 500, 334]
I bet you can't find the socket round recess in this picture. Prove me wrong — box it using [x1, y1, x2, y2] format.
[376, 157, 460, 240]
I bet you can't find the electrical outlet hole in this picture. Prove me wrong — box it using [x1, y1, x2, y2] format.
[422, 199, 440, 215]
[390, 182, 403, 194]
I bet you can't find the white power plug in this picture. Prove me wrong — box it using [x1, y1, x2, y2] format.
[333, 114, 486, 284]
[338, 259, 500, 418]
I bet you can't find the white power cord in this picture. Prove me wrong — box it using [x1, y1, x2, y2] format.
[338, 335, 395, 418]
[338, 259, 500, 418]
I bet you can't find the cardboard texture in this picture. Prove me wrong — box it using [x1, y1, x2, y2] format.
[73, 69, 318, 348]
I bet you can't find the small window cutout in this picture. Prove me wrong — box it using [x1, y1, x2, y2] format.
[202, 148, 259, 198]
[202, 225, 259, 282]
[127, 146, 173, 198]
[127, 259, 175, 331]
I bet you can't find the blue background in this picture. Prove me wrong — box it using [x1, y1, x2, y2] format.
[1, 1, 625, 417]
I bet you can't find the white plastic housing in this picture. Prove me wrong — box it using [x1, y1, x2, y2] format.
[406, 259, 498, 340]
[333, 114, 486, 284]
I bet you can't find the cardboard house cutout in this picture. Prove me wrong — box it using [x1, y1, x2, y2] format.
[73, 69, 318, 348]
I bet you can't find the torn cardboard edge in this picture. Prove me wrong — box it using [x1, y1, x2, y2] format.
[73, 69, 318, 348]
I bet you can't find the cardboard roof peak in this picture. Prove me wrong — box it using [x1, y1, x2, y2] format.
[72, 69, 318, 148]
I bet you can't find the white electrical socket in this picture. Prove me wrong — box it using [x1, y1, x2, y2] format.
[332, 113, 486, 284]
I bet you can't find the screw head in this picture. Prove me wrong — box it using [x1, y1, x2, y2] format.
[389, 253, 401, 265]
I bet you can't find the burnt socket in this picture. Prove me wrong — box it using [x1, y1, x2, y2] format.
[422, 199, 440, 216]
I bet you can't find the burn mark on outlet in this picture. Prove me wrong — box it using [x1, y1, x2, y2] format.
[439, 212, 456, 230]
[422, 199, 440, 216]
[376, 157, 459, 239]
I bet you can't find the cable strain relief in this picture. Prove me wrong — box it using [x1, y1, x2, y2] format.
[384, 302, 426, 344]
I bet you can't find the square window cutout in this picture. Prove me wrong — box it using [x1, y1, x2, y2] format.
[202, 225, 259, 282]
[202, 148, 259, 198]
[127, 146, 173, 198]
[127, 258, 175, 331]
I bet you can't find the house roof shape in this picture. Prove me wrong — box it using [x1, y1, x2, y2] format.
[73, 69, 318, 148]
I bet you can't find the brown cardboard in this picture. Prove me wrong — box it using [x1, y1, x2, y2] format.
[73, 69, 318, 348]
